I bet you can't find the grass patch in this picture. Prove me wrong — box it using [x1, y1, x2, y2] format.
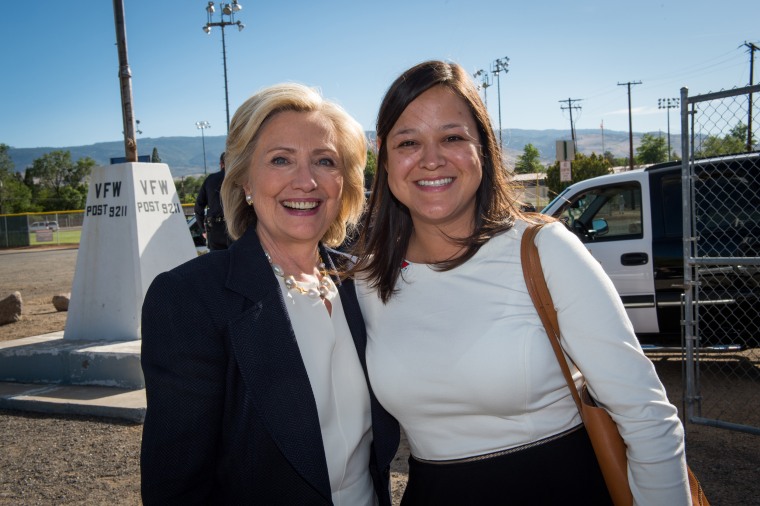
[29, 229, 81, 246]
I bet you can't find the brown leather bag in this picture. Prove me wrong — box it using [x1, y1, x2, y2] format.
[521, 221, 709, 506]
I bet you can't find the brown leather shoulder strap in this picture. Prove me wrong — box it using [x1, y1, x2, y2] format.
[520, 222, 584, 417]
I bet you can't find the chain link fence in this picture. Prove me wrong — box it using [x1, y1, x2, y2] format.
[681, 84, 760, 435]
[512, 173, 549, 211]
[0, 211, 84, 248]
[0, 205, 197, 249]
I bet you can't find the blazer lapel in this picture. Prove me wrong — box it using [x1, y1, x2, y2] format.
[225, 228, 332, 500]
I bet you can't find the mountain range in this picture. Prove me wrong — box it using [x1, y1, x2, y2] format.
[6, 128, 680, 178]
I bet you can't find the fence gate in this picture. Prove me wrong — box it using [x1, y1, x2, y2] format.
[681, 84, 760, 435]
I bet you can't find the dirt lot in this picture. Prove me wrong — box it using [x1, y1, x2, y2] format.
[0, 247, 758, 505]
[0, 247, 76, 343]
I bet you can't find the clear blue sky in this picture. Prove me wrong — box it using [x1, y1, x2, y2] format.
[1, 0, 757, 149]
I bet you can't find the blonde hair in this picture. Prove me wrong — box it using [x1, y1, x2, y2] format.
[221, 83, 367, 247]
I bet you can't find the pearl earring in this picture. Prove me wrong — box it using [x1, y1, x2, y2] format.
[245, 194, 253, 206]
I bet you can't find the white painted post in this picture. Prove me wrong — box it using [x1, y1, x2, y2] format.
[64, 162, 196, 341]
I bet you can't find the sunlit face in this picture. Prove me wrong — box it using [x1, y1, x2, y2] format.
[243, 110, 343, 251]
[385, 85, 483, 236]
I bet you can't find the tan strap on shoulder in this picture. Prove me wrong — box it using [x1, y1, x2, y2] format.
[520, 222, 584, 417]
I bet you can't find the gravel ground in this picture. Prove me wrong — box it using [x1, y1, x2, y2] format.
[1, 247, 758, 505]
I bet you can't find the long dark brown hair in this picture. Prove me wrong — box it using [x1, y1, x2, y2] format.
[353, 60, 522, 303]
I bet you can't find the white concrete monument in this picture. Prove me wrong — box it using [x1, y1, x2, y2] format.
[64, 162, 196, 342]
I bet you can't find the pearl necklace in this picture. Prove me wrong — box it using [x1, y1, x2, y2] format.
[265, 252, 333, 299]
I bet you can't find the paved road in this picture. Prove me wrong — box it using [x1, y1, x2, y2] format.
[0, 247, 78, 300]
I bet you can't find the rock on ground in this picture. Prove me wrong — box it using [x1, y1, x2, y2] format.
[52, 293, 71, 312]
[0, 292, 22, 326]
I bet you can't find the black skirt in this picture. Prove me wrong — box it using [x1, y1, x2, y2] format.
[401, 425, 613, 506]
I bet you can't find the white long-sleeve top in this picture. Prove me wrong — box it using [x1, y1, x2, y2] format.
[357, 220, 690, 505]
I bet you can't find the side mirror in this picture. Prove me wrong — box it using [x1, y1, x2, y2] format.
[590, 218, 609, 237]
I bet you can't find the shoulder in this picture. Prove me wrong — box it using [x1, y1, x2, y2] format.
[511, 217, 580, 251]
[149, 250, 230, 295]
[178, 248, 230, 276]
[532, 220, 585, 254]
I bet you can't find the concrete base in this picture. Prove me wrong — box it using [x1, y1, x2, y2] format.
[0, 332, 146, 422]
[0, 381, 145, 423]
[0, 332, 143, 389]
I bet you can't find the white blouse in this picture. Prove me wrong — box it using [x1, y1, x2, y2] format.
[357, 220, 689, 505]
[277, 276, 376, 506]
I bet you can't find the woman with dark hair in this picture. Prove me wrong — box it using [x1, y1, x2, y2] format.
[354, 60, 690, 504]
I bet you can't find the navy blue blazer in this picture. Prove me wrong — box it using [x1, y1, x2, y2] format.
[140, 226, 399, 505]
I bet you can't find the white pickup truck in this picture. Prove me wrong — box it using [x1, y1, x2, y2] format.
[541, 152, 760, 346]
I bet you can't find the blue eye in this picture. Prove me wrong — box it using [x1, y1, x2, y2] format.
[317, 158, 336, 167]
[271, 156, 288, 165]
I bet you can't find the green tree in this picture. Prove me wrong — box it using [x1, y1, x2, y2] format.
[514, 143, 544, 174]
[364, 149, 377, 189]
[1, 174, 34, 213]
[636, 133, 668, 164]
[176, 176, 204, 204]
[602, 151, 628, 167]
[26, 150, 95, 211]
[56, 185, 88, 210]
[545, 152, 612, 197]
[0, 144, 34, 213]
[0, 143, 13, 175]
[151, 147, 162, 163]
[697, 122, 756, 157]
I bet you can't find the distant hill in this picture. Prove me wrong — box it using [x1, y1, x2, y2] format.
[6, 136, 227, 178]
[6, 129, 680, 178]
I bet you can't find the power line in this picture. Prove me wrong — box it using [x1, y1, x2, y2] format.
[581, 49, 743, 103]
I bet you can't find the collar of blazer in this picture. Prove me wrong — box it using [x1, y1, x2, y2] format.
[225, 226, 345, 302]
[223, 225, 359, 501]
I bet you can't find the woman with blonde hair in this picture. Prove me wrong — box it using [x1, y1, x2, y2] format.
[141, 82, 399, 505]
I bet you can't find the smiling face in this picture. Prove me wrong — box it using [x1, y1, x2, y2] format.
[386, 85, 483, 237]
[242, 110, 343, 252]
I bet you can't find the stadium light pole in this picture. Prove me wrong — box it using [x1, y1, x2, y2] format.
[203, 1, 244, 134]
[196, 121, 211, 175]
[473, 69, 492, 109]
[658, 98, 679, 161]
[491, 57, 510, 148]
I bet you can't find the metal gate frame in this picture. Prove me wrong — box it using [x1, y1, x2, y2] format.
[681, 83, 760, 435]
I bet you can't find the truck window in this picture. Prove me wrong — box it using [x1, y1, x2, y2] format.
[694, 170, 760, 257]
[660, 176, 682, 237]
[556, 182, 643, 242]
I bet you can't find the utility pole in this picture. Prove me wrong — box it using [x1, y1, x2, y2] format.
[618, 80, 642, 171]
[559, 98, 582, 153]
[113, 0, 137, 162]
[743, 41, 758, 152]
